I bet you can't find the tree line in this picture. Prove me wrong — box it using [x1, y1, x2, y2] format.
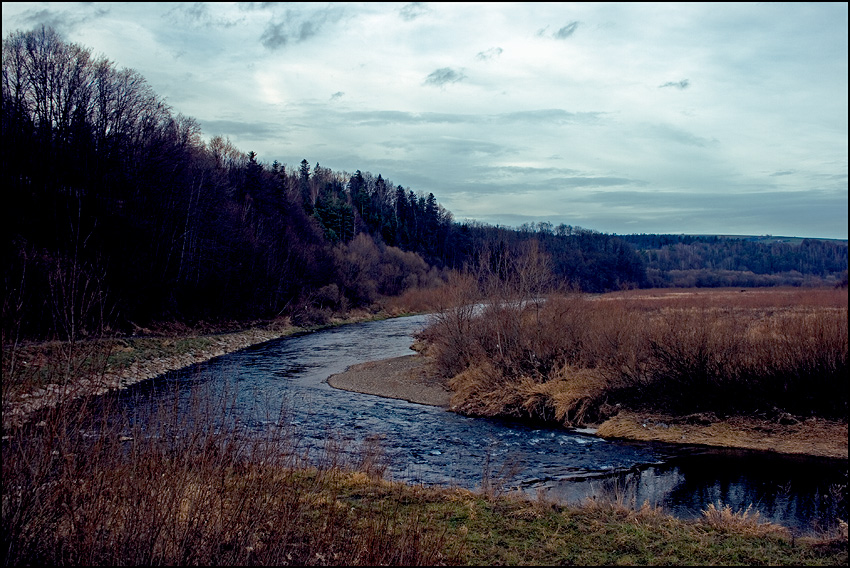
[617, 234, 848, 288]
[0, 27, 433, 339]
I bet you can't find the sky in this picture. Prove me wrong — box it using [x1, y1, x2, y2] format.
[2, 2, 848, 239]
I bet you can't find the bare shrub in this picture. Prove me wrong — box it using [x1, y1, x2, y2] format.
[418, 271, 483, 378]
[749, 307, 848, 416]
[377, 246, 430, 297]
[425, 286, 847, 425]
[638, 308, 752, 412]
[380, 267, 449, 315]
[333, 233, 381, 306]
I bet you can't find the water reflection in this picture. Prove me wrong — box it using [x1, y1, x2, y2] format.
[541, 448, 847, 532]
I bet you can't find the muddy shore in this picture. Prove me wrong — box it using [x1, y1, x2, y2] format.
[327, 354, 848, 460]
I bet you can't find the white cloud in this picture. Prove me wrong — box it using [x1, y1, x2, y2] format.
[423, 67, 467, 87]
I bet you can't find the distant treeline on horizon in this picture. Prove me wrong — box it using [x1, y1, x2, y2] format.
[3, 27, 847, 339]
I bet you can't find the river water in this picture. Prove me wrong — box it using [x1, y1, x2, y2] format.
[113, 315, 846, 534]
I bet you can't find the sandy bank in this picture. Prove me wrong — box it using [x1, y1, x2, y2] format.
[595, 411, 847, 459]
[327, 355, 848, 459]
[327, 354, 452, 408]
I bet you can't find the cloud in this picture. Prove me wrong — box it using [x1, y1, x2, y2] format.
[298, 20, 319, 41]
[501, 109, 605, 124]
[260, 6, 344, 50]
[648, 124, 716, 147]
[260, 22, 290, 49]
[342, 110, 470, 125]
[424, 67, 467, 87]
[399, 3, 429, 21]
[416, 137, 512, 157]
[171, 3, 243, 29]
[330, 91, 345, 101]
[570, 189, 850, 237]
[18, 8, 72, 32]
[199, 119, 280, 140]
[333, 108, 604, 127]
[16, 5, 110, 36]
[476, 47, 503, 61]
[548, 176, 647, 188]
[261, 20, 321, 49]
[554, 21, 579, 39]
[659, 79, 690, 89]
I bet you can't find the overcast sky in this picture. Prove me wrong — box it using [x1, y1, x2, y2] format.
[3, 2, 848, 239]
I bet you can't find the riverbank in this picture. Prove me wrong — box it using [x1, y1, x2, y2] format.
[327, 354, 848, 460]
[2, 311, 398, 429]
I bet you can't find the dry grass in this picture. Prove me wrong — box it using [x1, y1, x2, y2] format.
[423, 287, 848, 426]
[448, 363, 609, 426]
[700, 502, 791, 538]
[1, 380, 456, 566]
[595, 412, 848, 458]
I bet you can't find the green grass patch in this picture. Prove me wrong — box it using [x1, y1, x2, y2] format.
[104, 336, 217, 370]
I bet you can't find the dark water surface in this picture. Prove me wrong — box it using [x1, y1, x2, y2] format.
[113, 315, 847, 534]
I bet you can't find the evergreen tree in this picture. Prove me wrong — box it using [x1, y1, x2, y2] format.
[299, 158, 312, 212]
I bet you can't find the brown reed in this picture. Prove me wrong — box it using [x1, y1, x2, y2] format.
[1, 376, 454, 566]
[423, 287, 848, 425]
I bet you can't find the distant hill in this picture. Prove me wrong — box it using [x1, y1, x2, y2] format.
[693, 235, 846, 246]
[616, 233, 848, 288]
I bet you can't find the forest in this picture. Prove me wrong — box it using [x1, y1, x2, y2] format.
[3, 27, 847, 341]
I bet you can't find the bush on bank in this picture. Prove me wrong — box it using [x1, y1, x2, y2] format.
[421, 287, 848, 424]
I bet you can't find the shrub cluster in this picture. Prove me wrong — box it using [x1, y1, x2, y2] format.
[421, 288, 848, 423]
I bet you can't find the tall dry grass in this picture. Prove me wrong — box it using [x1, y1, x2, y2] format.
[2, 373, 454, 565]
[421, 287, 848, 424]
[700, 502, 791, 538]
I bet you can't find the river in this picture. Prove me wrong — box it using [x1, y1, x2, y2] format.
[111, 314, 846, 534]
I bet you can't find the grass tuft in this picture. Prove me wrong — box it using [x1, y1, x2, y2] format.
[701, 502, 792, 538]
